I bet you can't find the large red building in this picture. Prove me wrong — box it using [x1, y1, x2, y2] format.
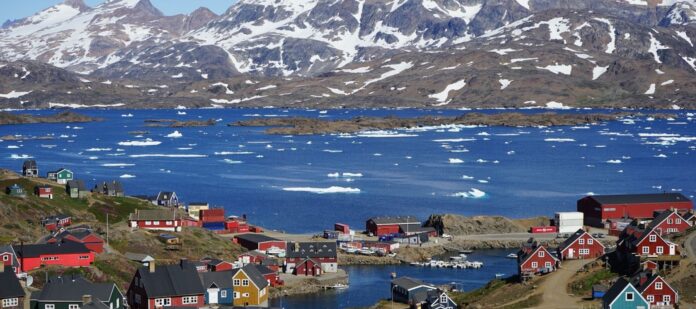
[285, 242, 338, 275]
[127, 260, 205, 309]
[13, 242, 94, 272]
[366, 216, 420, 236]
[45, 229, 105, 253]
[517, 244, 559, 277]
[646, 210, 693, 236]
[128, 209, 182, 232]
[557, 229, 605, 260]
[621, 228, 680, 257]
[233, 234, 286, 252]
[577, 193, 692, 227]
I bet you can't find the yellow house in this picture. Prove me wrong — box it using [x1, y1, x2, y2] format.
[232, 264, 269, 307]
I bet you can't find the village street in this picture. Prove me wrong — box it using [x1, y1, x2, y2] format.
[535, 259, 594, 308]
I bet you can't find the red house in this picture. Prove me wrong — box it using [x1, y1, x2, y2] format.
[41, 215, 72, 231]
[647, 210, 692, 236]
[127, 260, 205, 309]
[233, 234, 286, 252]
[35, 185, 53, 199]
[517, 243, 559, 278]
[13, 242, 94, 272]
[633, 273, 678, 307]
[577, 193, 692, 227]
[45, 229, 105, 253]
[641, 260, 658, 271]
[252, 264, 283, 287]
[625, 228, 679, 257]
[204, 259, 234, 272]
[293, 258, 322, 276]
[557, 229, 605, 260]
[285, 242, 338, 274]
[366, 216, 420, 236]
[128, 209, 182, 232]
[0, 245, 21, 275]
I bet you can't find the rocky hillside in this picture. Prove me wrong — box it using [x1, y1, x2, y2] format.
[424, 214, 550, 235]
[0, 0, 694, 109]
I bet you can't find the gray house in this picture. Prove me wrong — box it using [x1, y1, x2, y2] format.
[391, 277, 437, 305]
[30, 275, 124, 309]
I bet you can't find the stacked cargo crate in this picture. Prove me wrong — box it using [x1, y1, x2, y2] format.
[200, 208, 227, 233]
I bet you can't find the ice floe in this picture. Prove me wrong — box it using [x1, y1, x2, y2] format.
[129, 154, 207, 158]
[101, 163, 135, 167]
[86, 148, 112, 152]
[462, 175, 475, 180]
[9, 154, 32, 159]
[214, 151, 254, 155]
[223, 159, 243, 164]
[449, 158, 464, 164]
[450, 188, 486, 198]
[166, 131, 183, 138]
[282, 186, 361, 194]
[119, 174, 136, 178]
[118, 139, 161, 146]
[606, 159, 622, 164]
[544, 138, 576, 142]
[357, 130, 417, 138]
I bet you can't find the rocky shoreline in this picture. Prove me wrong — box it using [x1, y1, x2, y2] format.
[231, 112, 673, 135]
[0, 111, 101, 125]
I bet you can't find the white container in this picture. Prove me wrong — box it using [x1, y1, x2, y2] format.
[555, 212, 584, 233]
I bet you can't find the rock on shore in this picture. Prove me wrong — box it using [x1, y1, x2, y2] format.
[424, 214, 549, 236]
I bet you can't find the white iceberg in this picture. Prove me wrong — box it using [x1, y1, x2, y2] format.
[327, 172, 340, 178]
[166, 131, 183, 138]
[119, 174, 136, 178]
[223, 159, 243, 164]
[342, 173, 363, 177]
[102, 163, 135, 167]
[544, 138, 576, 142]
[9, 154, 32, 159]
[282, 186, 361, 194]
[606, 159, 622, 164]
[449, 158, 464, 164]
[118, 139, 161, 146]
[451, 188, 487, 198]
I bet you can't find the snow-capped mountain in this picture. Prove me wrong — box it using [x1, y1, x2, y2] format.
[0, 0, 694, 109]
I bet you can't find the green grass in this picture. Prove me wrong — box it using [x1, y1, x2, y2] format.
[88, 196, 153, 223]
[569, 268, 616, 295]
[451, 279, 507, 305]
[500, 294, 542, 309]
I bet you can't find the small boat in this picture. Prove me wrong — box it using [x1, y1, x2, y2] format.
[330, 283, 349, 289]
[506, 253, 518, 259]
[459, 249, 474, 254]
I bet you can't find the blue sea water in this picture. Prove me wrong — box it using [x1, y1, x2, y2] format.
[1, 108, 694, 233]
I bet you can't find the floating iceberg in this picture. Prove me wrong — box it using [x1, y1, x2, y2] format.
[544, 138, 576, 142]
[118, 139, 161, 146]
[449, 158, 464, 164]
[223, 159, 243, 164]
[166, 131, 183, 138]
[282, 186, 361, 194]
[451, 188, 487, 198]
[10, 154, 33, 159]
[606, 160, 622, 164]
[102, 163, 135, 167]
[119, 174, 136, 178]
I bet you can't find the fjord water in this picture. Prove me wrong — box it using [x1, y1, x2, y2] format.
[2, 109, 694, 233]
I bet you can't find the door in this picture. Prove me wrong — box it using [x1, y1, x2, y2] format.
[208, 288, 219, 304]
[568, 248, 574, 259]
[669, 244, 675, 255]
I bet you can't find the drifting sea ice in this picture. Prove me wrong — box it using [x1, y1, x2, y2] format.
[450, 188, 487, 198]
[118, 139, 161, 146]
[544, 138, 576, 142]
[119, 174, 136, 178]
[282, 186, 361, 194]
[606, 160, 622, 164]
[9, 154, 32, 159]
[449, 158, 464, 164]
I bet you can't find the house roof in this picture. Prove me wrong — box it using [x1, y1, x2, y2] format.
[23, 159, 37, 169]
[31, 276, 117, 303]
[682, 212, 695, 221]
[0, 245, 20, 267]
[81, 301, 109, 309]
[41, 214, 71, 223]
[391, 277, 433, 290]
[54, 229, 101, 242]
[398, 224, 434, 234]
[136, 261, 205, 298]
[67, 180, 87, 191]
[285, 242, 337, 259]
[0, 266, 24, 298]
[602, 278, 632, 304]
[199, 270, 234, 289]
[588, 193, 690, 205]
[369, 216, 420, 225]
[125, 252, 154, 262]
[558, 229, 603, 251]
[14, 242, 91, 258]
[237, 264, 269, 290]
[234, 233, 281, 244]
[251, 264, 275, 276]
[128, 209, 181, 221]
[156, 191, 176, 201]
[518, 245, 558, 266]
[647, 210, 682, 230]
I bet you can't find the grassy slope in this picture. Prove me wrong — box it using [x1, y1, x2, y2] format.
[0, 170, 244, 289]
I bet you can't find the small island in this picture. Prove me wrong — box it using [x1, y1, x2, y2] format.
[0, 111, 101, 125]
[230, 112, 672, 135]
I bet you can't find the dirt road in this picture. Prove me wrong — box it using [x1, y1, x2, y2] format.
[535, 259, 594, 309]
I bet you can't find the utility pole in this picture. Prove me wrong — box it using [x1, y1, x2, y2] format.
[106, 213, 109, 248]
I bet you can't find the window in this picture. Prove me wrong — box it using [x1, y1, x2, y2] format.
[642, 246, 650, 254]
[233, 279, 241, 286]
[145, 221, 151, 226]
[2, 298, 19, 307]
[440, 294, 447, 303]
[626, 292, 634, 301]
[220, 290, 227, 298]
[538, 251, 545, 257]
[647, 295, 654, 302]
[165, 221, 172, 225]
[587, 239, 593, 245]
[154, 298, 171, 307]
[79, 255, 90, 260]
[667, 218, 673, 224]
[234, 292, 240, 299]
[580, 249, 590, 255]
[663, 295, 671, 303]
[655, 282, 663, 290]
[676, 219, 681, 224]
[579, 239, 584, 245]
[45, 305, 55, 309]
[182, 296, 197, 305]
[2, 255, 8, 261]
[545, 262, 552, 268]
[531, 262, 538, 268]
[153, 221, 160, 225]
[68, 305, 80, 309]
[649, 235, 657, 242]
[656, 246, 663, 254]
[242, 279, 249, 286]
[242, 293, 250, 297]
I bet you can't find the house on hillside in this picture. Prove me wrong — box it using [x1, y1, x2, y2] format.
[6, 184, 25, 197]
[632, 272, 678, 308]
[557, 229, 605, 260]
[517, 241, 559, 279]
[22, 159, 38, 177]
[199, 271, 234, 306]
[94, 181, 124, 197]
[127, 260, 205, 309]
[391, 277, 437, 305]
[0, 245, 21, 275]
[646, 210, 692, 236]
[578, 193, 693, 227]
[203, 258, 234, 272]
[67, 180, 88, 198]
[47, 168, 73, 184]
[366, 216, 420, 236]
[125, 253, 154, 267]
[233, 234, 286, 252]
[30, 275, 125, 309]
[682, 211, 695, 225]
[0, 266, 24, 309]
[128, 209, 182, 232]
[230, 264, 269, 307]
[602, 278, 650, 309]
[13, 242, 94, 272]
[154, 191, 179, 207]
[41, 215, 72, 231]
[43, 228, 105, 253]
[35, 185, 53, 199]
[251, 264, 282, 287]
[422, 289, 458, 309]
[285, 242, 338, 275]
[620, 228, 679, 257]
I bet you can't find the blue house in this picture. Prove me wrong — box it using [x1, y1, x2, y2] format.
[391, 277, 437, 305]
[602, 278, 650, 309]
[199, 271, 234, 306]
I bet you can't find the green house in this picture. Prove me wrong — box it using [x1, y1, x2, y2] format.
[603, 278, 649, 309]
[48, 168, 73, 185]
[6, 184, 25, 197]
[30, 276, 124, 309]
